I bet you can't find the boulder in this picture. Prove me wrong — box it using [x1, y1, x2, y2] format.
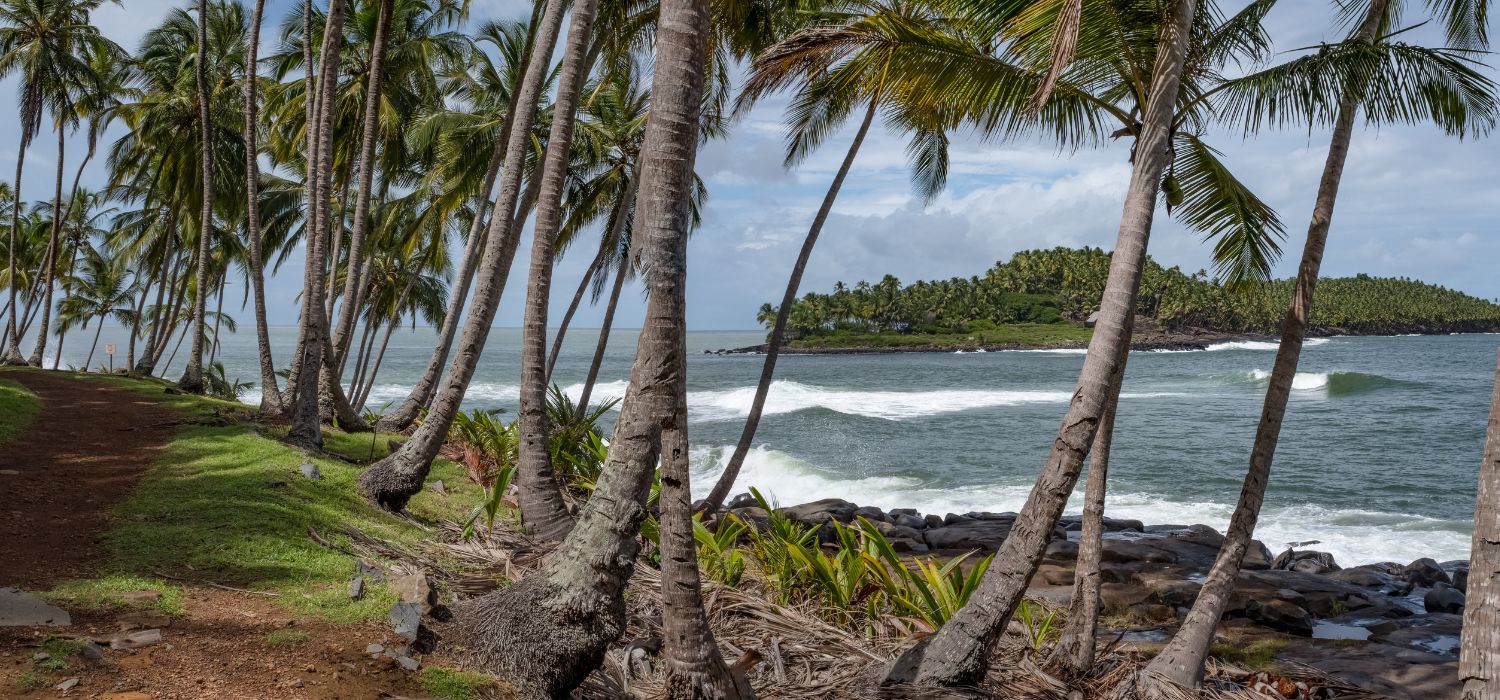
[1149, 580, 1202, 608]
[1367, 613, 1463, 657]
[1059, 515, 1145, 533]
[1243, 540, 1275, 570]
[1453, 569, 1469, 594]
[1036, 564, 1075, 587]
[392, 573, 438, 615]
[1240, 569, 1407, 618]
[924, 518, 1013, 552]
[1099, 563, 1139, 585]
[891, 513, 927, 530]
[872, 521, 928, 553]
[853, 506, 889, 523]
[390, 602, 422, 642]
[1244, 598, 1314, 636]
[1272, 548, 1340, 574]
[1424, 583, 1465, 614]
[1101, 540, 1177, 565]
[1044, 539, 1079, 564]
[889, 508, 919, 517]
[924, 514, 944, 529]
[724, 493, 757, 510]
[781, 499, 857, 526]
[1329, 565, 1415, 596]
[1404, 558, 1451, 587]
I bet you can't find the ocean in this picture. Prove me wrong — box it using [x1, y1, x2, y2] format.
[51, 325, 1499, 568]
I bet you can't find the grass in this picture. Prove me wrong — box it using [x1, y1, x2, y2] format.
[29, 372, 483, 625]
[32, 638, 87, 671]
[17, 670, 48, 691]
[1211, 638, 1287, 671]
[0, 376, 39, 446]
[419, 666, 498, 700]
[42, 575, 186, 616]
[263, 628, 310, 647]
[786, 323, 1093, 350]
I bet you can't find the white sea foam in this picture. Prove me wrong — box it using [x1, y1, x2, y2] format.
[1003, 348, 1089, 355]
[690, 445, 1472, 566]
[684, 380, 1069, 422]
[1247, 369, 1330, 391]
[1207, 338, 1330, 352]
[361, 382, 520, 406]
[559, 379, 630, 405]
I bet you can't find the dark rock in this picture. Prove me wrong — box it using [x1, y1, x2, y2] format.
[872, 521, 928, 553]
[1127, 603, 1177, 623]
[1243, 540, 1275, 570]
[1036, 564, 1074, 586]
[1059, 515, 1144, 532]
[725, 493, 757, 510]
[0, 587, 71, 626]
[728, 506, 769, 527]
[1404, 558, 1451, 587]
[889, 508, 918, 517]
[1240, 569, 1407, 618]
[892, 513, 927, 530]
[1044, 539, 1079, 563]
[1272, 548, 1340, 574]
[1453, 569, 1469, 594]
[1150, 580, 1202, 608]
[79, 642, 104, 662]
[923, 518, 1014, 552]
[1244, 598, 1314, 636]
[1101, 540, 1177, 564]
[347, 576, 365, 601]
[1143, 524, 1191, 533]
[853, 506, 889, 523]
[356, 558, 386, 584]
[392, 573, 438, 615]
[1424, 582, 1466, 614]
[925, 514, 944, 529]
[389, 602, 422, 642]
[1099, 563, 1138, 585]
[1367, 613, 1463, 657]
[1330, 565, 1415, 596]
[781, 499, 857, 525]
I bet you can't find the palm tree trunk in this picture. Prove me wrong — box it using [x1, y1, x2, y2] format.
[244, 0, 283, 414]
[377, 146, 503, 431]
[27, 128, 66, 367]
[283, 0, 322, 409]
[289, 0, 350, 449]
[702, 96, 878, 513]
[514, 0, 603, 542]
[330, 0, 392, 372]
[177, 0, 214, 393]
[3, 129, 30, 365]
[356, 320, 395, 409]
[126, 271, 150, 370]
[544, 246, 607, 383]
[348, 316, 377, 402]
[1138, 3, 1385, 692]
[446, 0, 714, 690]
[84, 321, 103, 371]
[209, 283, 225, 366]
[134, 244, 175, 374]
[577, 250, 630, 414]
[882, 0, 1197, 687]
[1463, 346, 1500, 699]
[356, 0, 567, 509]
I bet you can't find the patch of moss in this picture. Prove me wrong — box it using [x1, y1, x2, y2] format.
[1212, 638, 1286, 670]
[263, 628, 310, 647]
[43, 576, 186, 616]
[0, 375, 39, 446]
[419, 666, 497, 700]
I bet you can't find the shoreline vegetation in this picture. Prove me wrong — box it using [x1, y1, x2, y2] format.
[717, 248, 1500, 354]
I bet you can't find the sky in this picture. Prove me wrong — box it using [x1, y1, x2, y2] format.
[4, 0, 1498, 331]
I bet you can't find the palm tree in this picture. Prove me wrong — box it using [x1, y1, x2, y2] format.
[1465, 346, 1500, 699]
[445, 0, 736, 694]
[175, 0, 214, 393]
[1143, 1, 1496, 691]
[243, 0, 281, 412]
[883, 0, 1201, 686]
[0, 0, 112, 364]
[58, 248, 137, 370]
[357, 0, 568, 509]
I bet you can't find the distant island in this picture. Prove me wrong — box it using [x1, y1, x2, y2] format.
[735, 247, 1500, 353]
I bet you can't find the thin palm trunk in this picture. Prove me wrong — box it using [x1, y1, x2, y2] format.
[283, 0, 321, 408]
[377, 146, 502, 431]
[702, 96, 878, 513]
[356, 0, 567, 509]
[84, 320, 103, 370]
[28, 128, 66, 367]
[244, 0, 282, 413]
[3, 125, 30, 364]
[1463, 346, 1500, 699]
[134, 244, 175, 374]
[577, 251, 629, 414]
[544, 246, 607, 383]
[209, 283, 225, 366]
[446, 0, 716, 691]
[330, 0, 392, 370]
[349, 317, 377, 401]
[882, 0, 1197, 687]
[1139, 4, 1386, 692]
[127, 269, 151, 369]
[514, 0, 603, 542]
[52, 149, 96, 369]
[177, 0, 214, 393]
[356, 320, 395, 409]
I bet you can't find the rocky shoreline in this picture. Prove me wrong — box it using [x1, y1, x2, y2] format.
[715, 495, 1469, 698]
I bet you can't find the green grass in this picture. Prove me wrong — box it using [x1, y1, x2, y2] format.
[418, 666, 498, 700]
[17, 670, 48, 691]
[1211, 638, 1286, 670]
[35, 373, 483, 624]
[0, 376, 39, 446]
[264, 628, 310, 647]
[42, 575, 186, 616]
[786, 323, 1093, 350]
[32, 638, 87, 671]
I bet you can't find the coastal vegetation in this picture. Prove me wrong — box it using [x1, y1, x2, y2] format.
[1, 0, 1499, 697]
[765, 247, 1500, 347]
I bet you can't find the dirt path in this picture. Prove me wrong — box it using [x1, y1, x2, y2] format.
[0, 371, 179, 589]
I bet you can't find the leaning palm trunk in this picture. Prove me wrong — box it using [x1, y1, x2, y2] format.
[28, 129, 66, 367]
[543, 246, 606, 383]
[177, 0, 214, 394]
[356, 0, 567, 510]
[2, 129, 30, 364]
[882, 0, 1197, 687]
[1137, 4, 1385, 692]
[244, 0, 282, 414]
[445, 0, 711, 691]
[702, 96, 878, 513]
[514, 0, 602, 542]
[1463, 346, 1500, 699]
[577, 249, 630, 414]
[329, 0, 393, 371]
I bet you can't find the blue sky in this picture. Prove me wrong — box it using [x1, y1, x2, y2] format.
[4, 0, 1498, 330]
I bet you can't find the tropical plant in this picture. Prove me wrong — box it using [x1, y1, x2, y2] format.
[694, 515, 748, 587]
[56, 248, 137, 370]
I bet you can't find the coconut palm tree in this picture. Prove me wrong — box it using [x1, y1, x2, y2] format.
[0, 0, 113, 364]
[444, 0, 735, 694]
[243, 0, 281, 412]
[1143, 1, 1496, 692]
[57, 247, 137, 370]
[175, 0, 215, 393]
[1466, 347, 1500, 699]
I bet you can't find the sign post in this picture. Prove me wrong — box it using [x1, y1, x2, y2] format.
[105, 343, 116, 373]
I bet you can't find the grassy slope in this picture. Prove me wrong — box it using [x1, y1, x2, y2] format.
[787, 323, 1093, 350]
[40, 372, 484, 625]
[0, 377, 40, 446]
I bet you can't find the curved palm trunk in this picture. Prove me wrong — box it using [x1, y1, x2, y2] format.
[355, 0, 567, 510]
[282, 0, 322, 409]
[514, 0, 603, 542]
[3, 129, 30, 365]
[446, 0, 714, 691]
[355, 320, 395, 409]
[177, 0, 214, 394]
[882, 0, 1197, 687]
[1139, 4, 1385, 692]
[134, 245, 176, 374]
[543, 246, 607, 383]
[49, 141, 98, 370]
[244, 0, 282, 414]
[84, 321, 103, 371]
[28, 129, 66, 367]
[702, 96, 878, 513]
[288, 0, 350, 449]
[329, 0, 393, 371]
[1463, 347, 1500, 699]
[577, 249, 629, 414]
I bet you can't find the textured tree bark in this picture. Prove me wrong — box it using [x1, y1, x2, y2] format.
[177, 0, 214, 393]
[1463, 347, 1500, 699]
[356, 0, 566, 510]
[1137, 4, 1385, 694]
[446, 0, 710, 693]
[329, 0, 393, 371]
[701, 96, 878, 513]
[281, 0, 322, 409]
[243, 0, 283, 414]
[881, 0, 1197, 687]
[514, 0, 602, 542]
[27, 129, 65, 367]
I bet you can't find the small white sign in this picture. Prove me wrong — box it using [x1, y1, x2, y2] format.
[104, 344, 116, 355]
